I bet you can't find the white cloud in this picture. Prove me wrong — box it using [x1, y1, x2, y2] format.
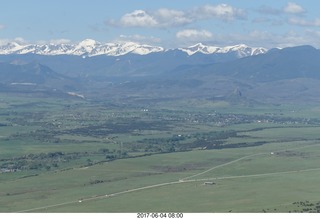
[0, 37, 28, 46]
[195, 4, 246, 21]
[284, 2, 305, 14]
[257, 5, 282, 15]
[109, 8, 191, 28]
[38, 39, 73, 46]
[0, 24, 5, 30]
[176, 29, 213, 41]
[13, 37, 28, 45]
[49, 39, 71, 44]
[118, 34, 161, 44]
[107, 4, 246, 28]
[0, 39, 10, 46]
[154, 8, 192, 27]
[288, 17, 320, 27]
[118, 10, 158, 27]
[203, 30, 320, 49]
[250, 31, 298, 48]
[211, 31, 273, 47]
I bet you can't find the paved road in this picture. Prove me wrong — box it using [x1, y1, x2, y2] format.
[18, 165, 320, 213]
[17, 144, 320, 213]
[184, 167, 320, 182]
[17, 181, 183, 213]
[180, 152, 266, 181]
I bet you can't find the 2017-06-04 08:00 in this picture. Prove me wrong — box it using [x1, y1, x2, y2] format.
[137, 213, 184, 218]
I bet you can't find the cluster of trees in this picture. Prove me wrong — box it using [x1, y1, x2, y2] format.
[262, 200, 320, 213]
[291, 200, 320, 213]
[127, 130, 239, 153]
[1, 153, 61, 171]
[9, 129, 60, 143]
[0, 151, 76, 171]
[0, 149, 129, 172]
[99, 148, 128, 160]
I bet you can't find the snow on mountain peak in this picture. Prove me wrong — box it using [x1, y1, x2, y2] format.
[179, 43, 267, 57]
[180, 43, 220, 55]
[0, 39, 267, 57]
[72, 39, 102, 55]
[78, 39, 100, 47]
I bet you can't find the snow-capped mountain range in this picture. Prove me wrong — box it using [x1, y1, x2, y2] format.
[0, 39, 267, 57]
[180, 43, 267, 56]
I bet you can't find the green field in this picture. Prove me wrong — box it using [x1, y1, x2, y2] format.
[1, 94, 320, 213]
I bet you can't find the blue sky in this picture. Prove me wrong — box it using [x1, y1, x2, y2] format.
[1, 0, 320, 48]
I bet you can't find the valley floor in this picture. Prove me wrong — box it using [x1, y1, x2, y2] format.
[0, 94, 320, 213]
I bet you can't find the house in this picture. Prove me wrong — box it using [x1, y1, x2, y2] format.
[204, 182, 215, 185]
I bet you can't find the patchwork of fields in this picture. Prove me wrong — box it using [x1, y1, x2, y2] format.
[1, 94, 320, 212]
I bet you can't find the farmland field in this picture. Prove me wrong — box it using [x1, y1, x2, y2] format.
[1, 93, 320, 213]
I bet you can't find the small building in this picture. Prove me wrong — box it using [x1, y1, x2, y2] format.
[204, 182, 215, 185]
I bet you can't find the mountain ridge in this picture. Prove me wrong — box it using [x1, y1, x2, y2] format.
[0, 39, 267, 57]
[0, 44, 319, 104]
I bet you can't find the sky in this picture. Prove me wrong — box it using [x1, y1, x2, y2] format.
[1, 0, 320, 48]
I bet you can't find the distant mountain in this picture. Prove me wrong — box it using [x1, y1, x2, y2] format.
[178, 43, 266, 57]
[0, 48, 266, 79]
[1, 44, 320, 104]
[0, 61, 80, 93]
[0, 39, 164, 57]
[0, 39, 267, 57]
[160, 45, 320, 103]
[200, 45, 320, 82]
[0, 62, 59, 83]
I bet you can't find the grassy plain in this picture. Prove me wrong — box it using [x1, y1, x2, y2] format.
[0, 94, 320, 213]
